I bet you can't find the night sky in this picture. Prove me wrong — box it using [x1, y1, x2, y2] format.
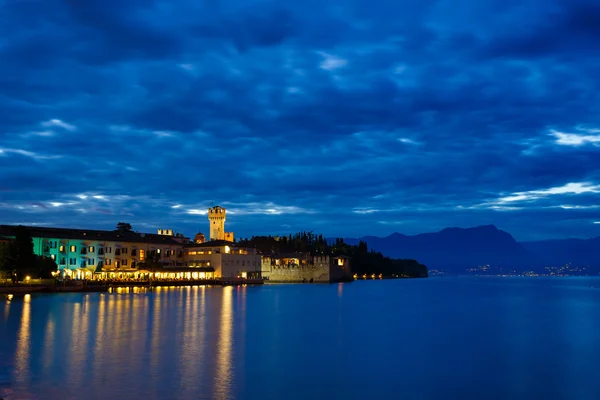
[1, 0, 599, 241]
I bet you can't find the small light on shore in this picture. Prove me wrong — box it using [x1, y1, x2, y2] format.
[25, 276, 31, 281]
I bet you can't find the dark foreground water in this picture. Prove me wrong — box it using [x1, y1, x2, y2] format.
[2, 277, 600, 400]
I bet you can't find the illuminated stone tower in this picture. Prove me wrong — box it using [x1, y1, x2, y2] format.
[208, 206, 226, 241]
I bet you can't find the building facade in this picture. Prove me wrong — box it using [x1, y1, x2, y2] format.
[261, 254, 352, 283]
[0, 204, 257, 280]
[0, 204, 353, 282]
[183, 241, 262, 279]
[0, 225, 193, 279]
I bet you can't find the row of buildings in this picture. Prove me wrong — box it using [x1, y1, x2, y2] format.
[0, 206, 352, 283]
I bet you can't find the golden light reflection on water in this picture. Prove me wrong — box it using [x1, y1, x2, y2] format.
[150, 288, 162, 377]
[42, 317, 55, 370]
[66, 300, 87, 384]
[13, 294, 31, 384]
[178, 286, 204, 396]
[3, 286, 247, 399]
[214, 286, 234, 400]
[3, 297, 10, 321]
[92, 293, 107, 381]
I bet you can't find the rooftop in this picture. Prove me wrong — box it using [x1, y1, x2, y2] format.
[0, 225, 183, 245]
[184, 240, 236, 248]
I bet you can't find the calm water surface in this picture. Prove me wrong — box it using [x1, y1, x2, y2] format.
[2, 277, 600, 400]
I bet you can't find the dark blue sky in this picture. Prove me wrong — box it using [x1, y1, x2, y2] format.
[1, 0, 599, 241]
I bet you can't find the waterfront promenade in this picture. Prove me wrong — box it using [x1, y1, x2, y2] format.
[0, 278, 264, 295]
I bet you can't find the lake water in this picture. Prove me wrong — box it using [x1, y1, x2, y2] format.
[1, 277, 600, 400]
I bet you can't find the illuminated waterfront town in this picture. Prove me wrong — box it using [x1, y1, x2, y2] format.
[0, 205, 353, 285]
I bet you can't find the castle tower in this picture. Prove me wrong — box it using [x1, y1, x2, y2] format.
[208, 206, 226, 241]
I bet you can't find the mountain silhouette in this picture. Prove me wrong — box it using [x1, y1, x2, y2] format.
[340, 225, 599, 274]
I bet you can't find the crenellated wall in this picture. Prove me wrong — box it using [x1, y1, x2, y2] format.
[261, 255, 341, 283]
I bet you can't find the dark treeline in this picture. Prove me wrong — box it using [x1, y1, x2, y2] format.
[237, 232, 428, 278]
[0, 226, 57, 281]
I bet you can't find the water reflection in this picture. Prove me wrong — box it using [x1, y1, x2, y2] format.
[92, 293, 107, 382]
[3, 297, 10, 320]
[2, 279, 600, 400]
[13, 294, 31, 384]
[178, 286, 202, 397]
[42, 318, 55, 371]
[0, 287, 246, 399]
[214, 286, 234, 400]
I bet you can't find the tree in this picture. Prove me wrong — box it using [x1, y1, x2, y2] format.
[0, 227, 56, 280]
[116, 222, 133, 233]
[33, 255, 58, 279]
[13, 226, 36, 280]
[237, 231, 428, 278]
[137, 252, 162, 273]
[0, 241, 16, 271]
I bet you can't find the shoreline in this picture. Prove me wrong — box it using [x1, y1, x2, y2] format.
[1, 275, 429, 297]
[0, 278, 265, 295]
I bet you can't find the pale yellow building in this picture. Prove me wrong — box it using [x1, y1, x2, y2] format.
[183, 240, 261, 279]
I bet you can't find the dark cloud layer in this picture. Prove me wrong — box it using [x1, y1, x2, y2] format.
[1, 0, 600, 241]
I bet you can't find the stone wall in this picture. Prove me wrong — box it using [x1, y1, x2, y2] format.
[261, 255, 331, 283]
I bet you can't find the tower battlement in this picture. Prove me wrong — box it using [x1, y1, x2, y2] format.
[208, 206, 226, 217]
[208, 206, 227, 241]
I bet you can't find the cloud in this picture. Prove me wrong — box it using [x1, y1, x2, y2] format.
[491, 182, 600, 205]
[41, 119, 77, 131]
[0, 147, 62, 160]
[0, 0, 599, 241]
[551, 128, 600, 147]
[318, 52, 348, 71]
[22, 131, 54, 138]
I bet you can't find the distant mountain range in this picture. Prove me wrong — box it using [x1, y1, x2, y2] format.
[339, 225, 600, 275]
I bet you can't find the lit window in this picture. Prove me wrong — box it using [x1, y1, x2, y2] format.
[59, 245, 65, 252]
[70, 245, 76, 252]
[89, 246, 95, 252]
[51, 254, 56, 260]
[139, 249, 145, 261]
